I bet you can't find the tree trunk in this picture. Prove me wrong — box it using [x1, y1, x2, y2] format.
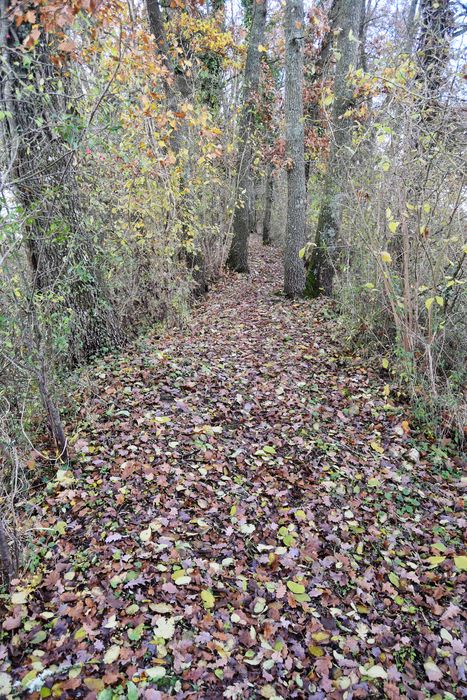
[262, 163, 274, 245]
[0, 4, 122, 366]
[417, 0, 453, 122]
[305, 0, 363, 297]
[0, 518, 13, 585]
[283, 0, 306, 297]
[227, 0, 267, 273]
[146, 0, 191, 139]
[405, 0, 420, 53]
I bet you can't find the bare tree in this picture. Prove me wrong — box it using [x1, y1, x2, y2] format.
[283, 0, 306, 297]
[227, 0, 267, 273]
[305, 0, 363, 297]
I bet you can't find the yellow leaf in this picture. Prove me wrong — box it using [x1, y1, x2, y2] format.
[311, 631, 330, 642]
[258, 44, 268, 52]
[74, 627, 87, 641]
[426, 556, 446, 567]
[103, 644, 121, 664]
[201, 589, 215, 609]
[388, 221, 399, 234]
[308, 645, 324, 657]
[287, 581, 305, 594]
[140, 527, 152, 542]
[425, 297, 434, 310]
[454, 555, 467, 571]
[435, 296, 444, 306]
[84, 678, 105, 691]
[55, 521, 67, 535]
[11, 590, 28, 605]
[370, 441, 384, 454]
[381, 358, 389, 369]
[380, 251, 392, 264]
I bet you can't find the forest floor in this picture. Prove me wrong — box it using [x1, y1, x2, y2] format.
[1, 240, 466, 700]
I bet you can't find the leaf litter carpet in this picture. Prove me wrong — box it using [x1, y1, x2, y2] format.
[1, 241, 465, 699]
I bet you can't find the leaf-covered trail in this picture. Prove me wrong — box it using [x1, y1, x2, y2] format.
[2, 241, 466, 699]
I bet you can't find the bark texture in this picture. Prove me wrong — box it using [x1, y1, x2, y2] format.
[262, 163, 274, 245]
[305, 0, 363, 297]
[283, 0, 306, 297]
[0, 4, 122, 365]
[227, 0, 267, 273]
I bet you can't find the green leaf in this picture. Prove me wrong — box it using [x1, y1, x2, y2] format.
[388, 572, 399, 588]
[432, 542, 446, 552]
[98, 690, 114, 700]
[287, 581, 305, 594]
[127, 681, 139, 700]
[31, 630, 47, 644]
[128, 623, 144, 641]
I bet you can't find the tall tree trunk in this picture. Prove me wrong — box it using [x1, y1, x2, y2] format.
[0, 3, 121, 451]
[146, 0, 191, 146]
[417, 0, 453, 122]
[0, 3, 121, 365]
[305, 0, 363, 297]
[283, 0, 306, 297]
[227, 0, 267, 273]
[405, 0, 420, 53]
[262, 163, 274, 245]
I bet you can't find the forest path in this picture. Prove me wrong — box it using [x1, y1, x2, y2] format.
[2, 240, 465, 699]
